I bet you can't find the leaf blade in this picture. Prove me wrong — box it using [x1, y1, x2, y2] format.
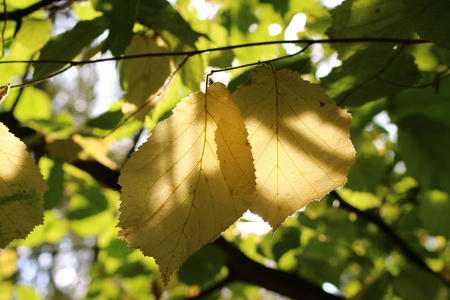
[234, 68, 355, 230]
[0, 122, 48, 248]
[118, 83, 254, 284]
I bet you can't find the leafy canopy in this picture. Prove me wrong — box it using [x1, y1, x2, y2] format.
[0, 0, 449, 299]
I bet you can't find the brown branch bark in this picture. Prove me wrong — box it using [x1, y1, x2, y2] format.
[214, 236, 343, 300]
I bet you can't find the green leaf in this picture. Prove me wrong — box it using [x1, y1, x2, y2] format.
[13, 87, 51, 122]
[396, 115, 450, 194]
[121, 33, 172, 119]
[299, 239, 346, 285]
[418, 190, 450, 238]
[102, 0, 139, 56]
[326, 0, 412, 59]
[137, 0, 206, 48]
[105, 238, 134, 258]
[388, 81, 450, 127]
[176, 49, 205, 92]
[178, 244, 226, 286]
[403, 0, 450, 50]
[258, 226, 300, 262]
[355, 273, 390, 300]
[39, 157, 64, 210]
[86, 106, 124, 130]
[15, 19, 52, 51]
[346, 154, 386, 193]
[67, 179, 109, 220]
[260, 0, 290, 17]
[393, 265, 449, 300]
[33, 17, 108, 79]
[321, 45, 421, 107]
[339, 189, 382, 211]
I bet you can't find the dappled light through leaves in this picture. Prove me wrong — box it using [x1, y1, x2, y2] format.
[118, 83, 255, 284]
[234, 68, 355, 229]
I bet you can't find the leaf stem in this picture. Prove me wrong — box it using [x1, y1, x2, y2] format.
[1, 0, 7, 57]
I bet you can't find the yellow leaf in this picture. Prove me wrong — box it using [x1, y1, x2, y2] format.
[123, 34, 172, 120]
[0, 84, 10, 103]
[233, 68, 355, 230]
[118, 83, 255, 285]
[0, 122, 48, 248]
[45, 134, 117, 169]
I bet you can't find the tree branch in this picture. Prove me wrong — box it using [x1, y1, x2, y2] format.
[214, 237, 343, 300]
[0, 38, 430, 66]
[1, 112, 343, 299]
[1, 37, 430, 90]
[330, 191, 450, 286]
[0, 0, 65, 21]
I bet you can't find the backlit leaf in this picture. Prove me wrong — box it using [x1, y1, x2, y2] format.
[0, 122, 48, 248]
[233, 68, 355, 230]
[45, 134, 117, 170]
[136, 0, 206, 48]
[102, 0, 139, 57]
[403, 0, 450, 50]
[33, 17, 107, 79]
[321, 45, 420, 107]
[122, 34, 172, 119]
[118, 83, 255, 284]
[0, 85, 10, 103]
[326, 0, 411, 59]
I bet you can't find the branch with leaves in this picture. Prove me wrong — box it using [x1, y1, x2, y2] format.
[1, 0, 450, 299]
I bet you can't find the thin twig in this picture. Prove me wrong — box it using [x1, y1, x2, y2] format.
[9, 61, 33, 112]
[1, 0, 7, 57]
[10, 64, 73, 88]
[1, 38, 428, 92]
[0, 0, 65, 21]
[340, 44, 407, 102]
[205, 44, 312, 92]
[0, 38, 430, 66]
[125, 126, 144, 160]
[376, 72, 450, 89]
[105, 54, 191, 136]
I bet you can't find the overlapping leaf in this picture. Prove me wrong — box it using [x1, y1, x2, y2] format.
[321, 45, 420, 107]
[118, 83, 255, 284]
[403, 0, 450, 49]
[233, 68, 355, 230]
[0, 123, 48, 248]
[33, 17, 108, 79]
[122, 34, 172, 119]
[326, 0, 412, 59]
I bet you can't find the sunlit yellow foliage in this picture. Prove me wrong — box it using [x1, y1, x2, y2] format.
[0, 123, 48, 248]
[118, 83, 255, 284]
[122, 34, 172, 119]
[233, 68, 355, 230]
